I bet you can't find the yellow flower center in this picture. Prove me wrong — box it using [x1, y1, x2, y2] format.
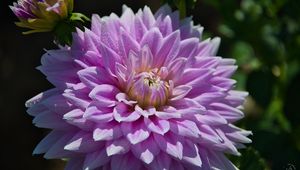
[128, 71, 170, 108]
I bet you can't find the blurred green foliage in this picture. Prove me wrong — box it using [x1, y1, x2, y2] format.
[230, 147, 270, 170]
[162, 0, 197, 18]
[164, 0, 300, 169]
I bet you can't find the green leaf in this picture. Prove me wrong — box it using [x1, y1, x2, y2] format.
[70, 13, 90, 22]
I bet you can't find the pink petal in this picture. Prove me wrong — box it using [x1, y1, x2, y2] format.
[166, 57, 187, 80]
[195, 110, 227, 126]
[140, 28, 163, 55]
[99, 41, 121, 74]
[119, 27, 140, 58]
[141, 6, 155, 29]
[63, 109, 84, 120]
[91, 14, 101, 36]
[210, 103, 244, 122]
[77, 67, 114, 89]
[89, 84, 119, 107]
[63, 87, 91, 109]
[171, 85, 192, 101]
[155, 30, 180, 67]
[177, 38, 199, 58]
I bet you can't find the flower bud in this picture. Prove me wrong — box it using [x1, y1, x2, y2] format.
[10, 0, 73, 34]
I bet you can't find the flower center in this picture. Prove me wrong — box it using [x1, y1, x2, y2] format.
[128, 71, 170, 108]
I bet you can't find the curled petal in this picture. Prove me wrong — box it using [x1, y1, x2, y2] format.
[93, 123, 122, 141]
[106, 138, 130, 156]
[182, 140, 202, 167]
[144, 117, 170, 135]
[113, 103, 141, 122]
[121, 120, 150, 144]
[83, 104, 113, 123]
[131, 136, 160, 164]
[89, 84, 119, 107]
[154, 133, 184, 159]
[64, 132, 103, 153]
[170, 120, 201, 138]
[78, 67, 115, 89]
[171, 85, 192, 101]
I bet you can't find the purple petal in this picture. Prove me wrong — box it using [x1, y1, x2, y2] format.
[155, 30, 180, 67]
[93, 123, 122, 141]
[121, 120, 150, 144]
[144, 117, 170, 135]
[154, 133, 183, 159]
[171, 85, 192, 101]
[149, 152, 172, 170]
[64, 132, 103, 153]
[195, 110, 228, 126]
[111, 153, 142, 170]
[119, 27, 140, 58]
[65, 158, 84, 170]
[83, 104, 113, 123]
[78, 67, 115, 89]
[131, 136, 160, 164]
[141, 6, 155, 29]
[33, 131, 64, 155]
[140, 28, 163, 56]
[106, 138, 130, 156]
[170, 120, 201, 138]
[44, 133, 75, 159]
[209, 103, 244, 122]
[182, 140, 202, 167]
[33, 110, 74, 130]
[83, 149, 110, 170]
[166, 57, 187, 80]
[113, 103, 141, 122]
[89, 84, 119, 107]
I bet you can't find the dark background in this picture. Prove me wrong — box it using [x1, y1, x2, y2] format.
[1, 0, 300, 169]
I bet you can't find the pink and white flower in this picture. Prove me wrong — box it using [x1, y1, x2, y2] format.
[26, 5, 251, 170]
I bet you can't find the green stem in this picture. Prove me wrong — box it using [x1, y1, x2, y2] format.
[53, 12, 90, 46]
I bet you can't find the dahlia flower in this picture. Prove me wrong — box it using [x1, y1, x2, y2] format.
[26, 5, 252, 170]
[10, 0, 73, 34]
